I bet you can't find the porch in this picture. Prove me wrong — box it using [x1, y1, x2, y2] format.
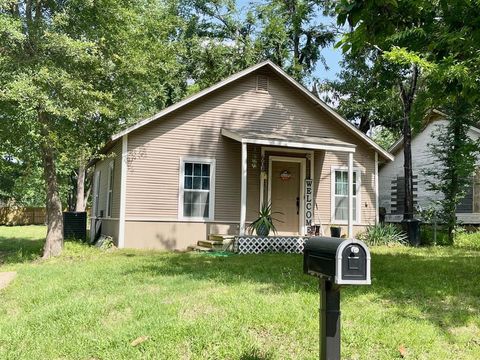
[221, 128, 362, 239]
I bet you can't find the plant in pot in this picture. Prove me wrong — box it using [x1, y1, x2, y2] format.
[330, 225, 342, 238]
[248, 203, 283, 237]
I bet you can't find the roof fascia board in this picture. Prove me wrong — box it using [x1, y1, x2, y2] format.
[112, 60, 393, 161]
[221, 128, 356, 153]
[112, 61, 271, 141]
[263, 61, 393, 161]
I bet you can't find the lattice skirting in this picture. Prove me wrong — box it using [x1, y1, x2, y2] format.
[234, 236, 308, 254]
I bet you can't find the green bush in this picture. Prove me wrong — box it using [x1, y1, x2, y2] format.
[455, 231, 480, 251]
[358, 223, 408, 246]
[420, 224, 451, 246]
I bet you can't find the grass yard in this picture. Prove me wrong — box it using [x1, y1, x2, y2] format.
[0, 226, 479, 359]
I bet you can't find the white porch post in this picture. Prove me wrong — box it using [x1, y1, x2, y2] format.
[348, 152, 354, 238]
[118, 134, 128, 248]
[375, 152, 379, 224]
[240, 142, 247, 236]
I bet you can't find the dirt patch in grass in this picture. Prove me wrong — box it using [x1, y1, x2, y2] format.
[0, 271, 16, 290]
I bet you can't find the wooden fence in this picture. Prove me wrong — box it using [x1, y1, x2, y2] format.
[0, 207, 47, 226]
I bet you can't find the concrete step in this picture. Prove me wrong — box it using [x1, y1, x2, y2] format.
[187, 245, 214, 252]
[209, 234, 236, 241]
[198, 240, 223, 249]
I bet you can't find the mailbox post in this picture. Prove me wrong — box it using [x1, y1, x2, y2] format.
[304, 237, 371, 360]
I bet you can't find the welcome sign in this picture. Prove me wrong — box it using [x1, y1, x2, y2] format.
[305, 179, 313, 227]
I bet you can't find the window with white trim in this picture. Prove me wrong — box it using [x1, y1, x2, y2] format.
[106, 161, 114, 217]
[332, 169, 360, 222]
[180, 158, 215, 220]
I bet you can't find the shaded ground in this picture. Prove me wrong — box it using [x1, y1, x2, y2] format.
[0, 225, 45, 266]
[0, 226, 479, 359]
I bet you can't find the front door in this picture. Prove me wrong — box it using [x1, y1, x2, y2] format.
[270, 160, 301, 235]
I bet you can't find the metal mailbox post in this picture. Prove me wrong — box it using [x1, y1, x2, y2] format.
[303, 237, 371, 360]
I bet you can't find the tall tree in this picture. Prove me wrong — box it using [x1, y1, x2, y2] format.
[336, 0, 436, 222]
[424, 104, 480, 243]
[255, 0, 336, 82]
[320, 51, 402, 134]
[336, 0, 480, 239]
[185, 0, 336, 87]
[0, 0, 189, 258]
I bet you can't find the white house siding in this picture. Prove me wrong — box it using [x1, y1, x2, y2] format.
[379, 118, 480, 222]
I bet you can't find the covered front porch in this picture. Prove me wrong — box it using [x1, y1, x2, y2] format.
[221, 128, 360, 239]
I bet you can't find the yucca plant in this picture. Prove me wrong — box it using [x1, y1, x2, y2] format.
[248, 203, 283, 237]
[358, 223, 408, 247]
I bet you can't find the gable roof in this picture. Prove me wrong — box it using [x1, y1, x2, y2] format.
[388, 109, 480, 154]
[111, 60, 393, 161]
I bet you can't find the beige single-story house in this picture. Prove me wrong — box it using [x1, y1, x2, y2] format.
[91, 60, 393, 250]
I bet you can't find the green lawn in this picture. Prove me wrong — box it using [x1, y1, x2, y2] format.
[0, 226, 479, 359]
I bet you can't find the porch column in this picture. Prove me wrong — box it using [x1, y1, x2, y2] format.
[348, 152, 354, 238]
[240, 142, 247, 236]
[375, 152, 379, 224]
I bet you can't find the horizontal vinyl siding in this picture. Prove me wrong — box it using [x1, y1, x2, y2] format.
[313, 148, 376, 227]
[126, 69, 378, 224]
[379, 119, 480, 216]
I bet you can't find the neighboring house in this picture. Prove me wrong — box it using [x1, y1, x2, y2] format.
[91, 60, 393, 250]
[379, 110, 480, 223]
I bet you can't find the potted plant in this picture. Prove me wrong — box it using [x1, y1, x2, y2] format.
[248, 203, 283, 237]
[330, 225, 342, 238]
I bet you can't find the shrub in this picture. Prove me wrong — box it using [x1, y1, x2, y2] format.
[420, 224, 450, 246]
[358, 223, 408, 247]
[455, 231, 480, 251]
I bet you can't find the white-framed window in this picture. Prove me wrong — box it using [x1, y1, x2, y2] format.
[106, 161, 114, 218]
[179, 157, 215, 221]
[331, 166, 361, 223]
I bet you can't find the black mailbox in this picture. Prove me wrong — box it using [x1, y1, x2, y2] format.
[304, 236, 371, 285]
[304, 237, 371, 359]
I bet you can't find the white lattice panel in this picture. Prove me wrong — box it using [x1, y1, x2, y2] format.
[235, 236, 307, 254]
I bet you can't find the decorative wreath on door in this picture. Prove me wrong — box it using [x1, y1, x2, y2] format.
[280, 170, 292, 181]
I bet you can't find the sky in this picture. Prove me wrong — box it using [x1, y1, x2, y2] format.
[234, 0, 344, 82]
[315, 45, 343, 81]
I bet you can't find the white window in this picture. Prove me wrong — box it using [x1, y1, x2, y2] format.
[331, 167, 361, 223]
[106, 161, 114, 218]
[179, 157, 215, 220]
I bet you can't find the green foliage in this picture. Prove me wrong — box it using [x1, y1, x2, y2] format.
[254, 0, 335, 81]
[370, 126, 399, 150]
[423, 102, 480, 242]
[0, 0, 193, 209]
[335, 0, 480, 224]
[455, 230, 480, 251]
[420, 224, 451, 246]
[247, 203, 283, 236]
[321, 51, 403, 133]
[358, 223, 408, 246]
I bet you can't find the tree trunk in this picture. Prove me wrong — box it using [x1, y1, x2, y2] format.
[39, 113, 63, 259]
[358, 114, 370, 134]
[400, 66, 419, 220]
[75, 163, 86, 212]
[403, 111, 414, 220]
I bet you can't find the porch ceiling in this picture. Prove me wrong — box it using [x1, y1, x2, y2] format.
[221, 128, 356, 153]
